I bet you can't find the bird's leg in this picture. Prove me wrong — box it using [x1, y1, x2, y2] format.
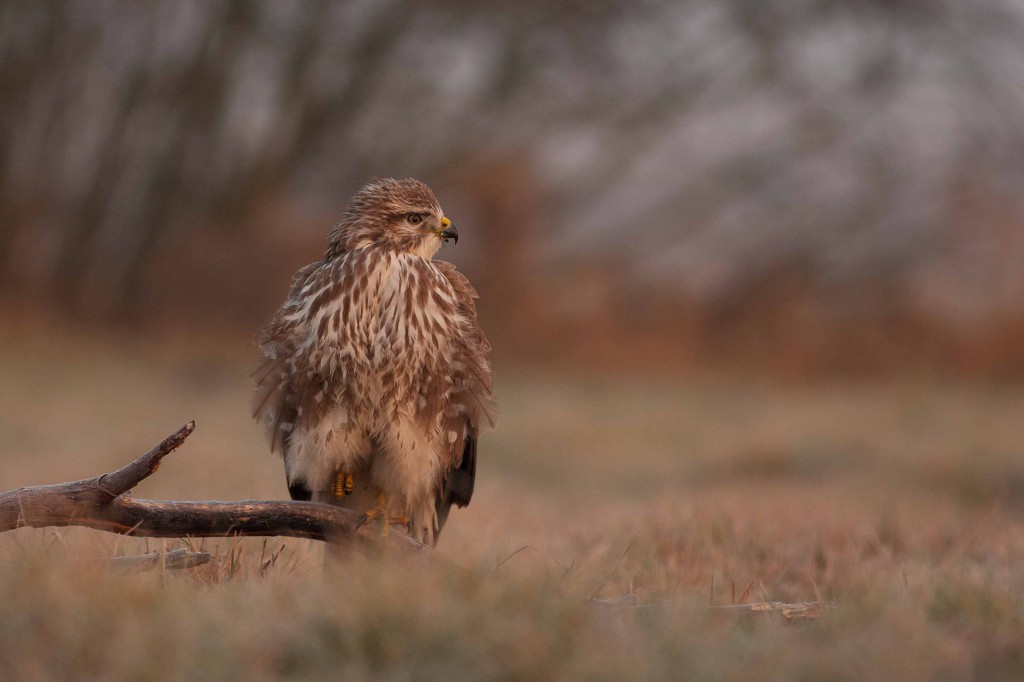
[357, 491, 410, 537]
[381, 493, 409, 528]
[333, 470, 354, 500]
[359, 490, 391, 537]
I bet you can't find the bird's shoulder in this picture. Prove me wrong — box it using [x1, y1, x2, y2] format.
[429, 259, 479, 302]
[428, 259, 490, 354]
[257, 261, 319, 351]
[258, 251, 359, 348]
[392, 257, 480, 315]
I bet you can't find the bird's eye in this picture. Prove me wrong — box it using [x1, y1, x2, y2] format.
[407, 214, 423, 225]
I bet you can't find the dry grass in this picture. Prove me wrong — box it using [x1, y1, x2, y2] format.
[2, 334, 1024, 680]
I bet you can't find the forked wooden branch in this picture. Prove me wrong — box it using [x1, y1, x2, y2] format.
[0, 421, 424, 551]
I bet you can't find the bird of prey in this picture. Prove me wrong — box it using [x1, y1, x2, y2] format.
[253, 178, 494, 544]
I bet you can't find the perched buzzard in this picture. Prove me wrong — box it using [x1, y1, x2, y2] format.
[253, 178, 494, 544]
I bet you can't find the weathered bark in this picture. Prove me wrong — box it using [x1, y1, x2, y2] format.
[0, 421, 425, 551]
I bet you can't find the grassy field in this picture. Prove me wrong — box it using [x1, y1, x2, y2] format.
[2, 333, 1024, 680]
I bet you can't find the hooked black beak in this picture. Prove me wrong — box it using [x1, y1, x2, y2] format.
[439, 223, 459, 244]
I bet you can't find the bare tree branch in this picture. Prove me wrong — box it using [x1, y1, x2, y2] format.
[0, 422, 426, 551]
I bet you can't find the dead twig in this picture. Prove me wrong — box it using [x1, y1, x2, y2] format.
[0, 422, 426, 552]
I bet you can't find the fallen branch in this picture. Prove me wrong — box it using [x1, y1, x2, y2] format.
[0, 421, 425, 551]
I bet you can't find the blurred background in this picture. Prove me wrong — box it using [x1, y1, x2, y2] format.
[3, 0, 1024, 522]
[5, 4, 1024, 676]
[2, 0, 1023, 378]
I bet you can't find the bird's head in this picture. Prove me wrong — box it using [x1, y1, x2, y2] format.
[325, 178, 458, 260]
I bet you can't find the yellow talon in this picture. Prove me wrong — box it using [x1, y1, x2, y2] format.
[334, 471, 354, 499]
[358, 491, 393, 537]
[355, 492, 407, 537]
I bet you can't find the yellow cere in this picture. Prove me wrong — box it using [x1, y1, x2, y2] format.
[440, 216, 451, 228]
